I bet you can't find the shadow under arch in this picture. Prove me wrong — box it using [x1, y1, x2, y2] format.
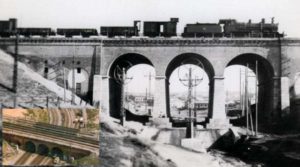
[37, 144, 50, 156]
[108, 53, 154, 118]
[225, 53, 275, 124]
[165, 53, 215, 120]
[51, 147, 64, 159]
[25, 141, 36, 153]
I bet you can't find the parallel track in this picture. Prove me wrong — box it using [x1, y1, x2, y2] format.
[3, 121, 99, 147]
[31, 155, 46, 165]
[15, 152, 31, 165]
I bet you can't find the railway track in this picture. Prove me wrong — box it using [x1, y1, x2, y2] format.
[3, 121, 99, 146]
[15, 152, 31, 165]
[49, 109, 62, 126]
[3, 116, 79, 133]
[31, 155, 47, 165]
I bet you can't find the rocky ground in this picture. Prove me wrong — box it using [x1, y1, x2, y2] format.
[100, 113, 252, 167]
[0, 49, 89, 108]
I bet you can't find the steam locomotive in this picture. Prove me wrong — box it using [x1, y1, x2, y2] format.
[182, 18, 282, 38]
[0, 17, 283, 38]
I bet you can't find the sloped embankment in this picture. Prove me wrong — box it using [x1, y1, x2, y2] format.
[100, 113, 176, 167]
[0, 49, 87, 107]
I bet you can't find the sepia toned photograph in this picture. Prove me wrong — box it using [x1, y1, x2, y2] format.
[0, 0, 300, 166]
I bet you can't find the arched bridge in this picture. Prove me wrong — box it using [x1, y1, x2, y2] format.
[3, 117, 99, 156]
[1, 37, 300, 128]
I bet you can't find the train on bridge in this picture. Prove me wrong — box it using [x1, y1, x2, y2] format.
[0, 17, 283, 38]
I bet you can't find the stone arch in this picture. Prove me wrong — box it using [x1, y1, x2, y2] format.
[108, 53, 155, 118]
[165, 53, 215, 80]
[67, 67, 89, 96]
[51, 147, 64, 159]
[25, 141, 36, 153]
[225, 53, 276, 123]
[37, 144, 50, 156]
[165, 53, 215, 118]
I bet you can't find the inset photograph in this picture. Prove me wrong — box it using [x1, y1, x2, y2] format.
[2, 108, 99, 166]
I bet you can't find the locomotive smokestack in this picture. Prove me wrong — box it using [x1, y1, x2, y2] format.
[248, 19, 252, 24]
[271, 17, 274, 24]
[261, 18, 265, 24]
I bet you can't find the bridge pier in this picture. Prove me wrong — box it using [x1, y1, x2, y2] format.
[98, 75, 110, 115]
[93, 75, 102, 107]
[206, 76, 231, 129]
[153, 76, 168, 118]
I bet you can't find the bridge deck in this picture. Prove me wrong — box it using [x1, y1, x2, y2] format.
[3, 119, 99, 155]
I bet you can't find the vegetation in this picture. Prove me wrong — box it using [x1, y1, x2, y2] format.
[71, 153, 100, 166]
[86, 109, 99, 130]
[23, 109, 50, 123]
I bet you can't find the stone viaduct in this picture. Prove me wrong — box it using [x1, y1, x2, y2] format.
[3, 126, 99, 158]
[1, 38, 300, 128]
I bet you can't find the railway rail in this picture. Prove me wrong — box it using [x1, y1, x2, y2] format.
[3, 119, 99, 147]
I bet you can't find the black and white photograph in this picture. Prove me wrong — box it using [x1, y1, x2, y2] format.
[1, 0, 300, 166]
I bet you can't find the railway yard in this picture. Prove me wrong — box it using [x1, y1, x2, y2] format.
[2, 108, 100, 166]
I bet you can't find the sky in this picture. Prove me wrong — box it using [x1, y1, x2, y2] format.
[0, 0, 300, 37]
[127, 64, 256, 97]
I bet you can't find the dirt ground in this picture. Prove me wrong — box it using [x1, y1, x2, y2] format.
[3, 108, 27, 118]
[100, 114, 250, 167]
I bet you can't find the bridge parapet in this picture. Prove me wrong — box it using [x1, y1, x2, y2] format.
[0, 37, 300, 46]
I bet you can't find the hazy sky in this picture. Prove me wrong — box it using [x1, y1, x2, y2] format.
[127, 64, 256, 95]
[0, 0, 300, 37]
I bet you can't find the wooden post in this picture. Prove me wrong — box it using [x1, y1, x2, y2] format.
[46, 96, 49, 109]
[255, 60, 258, 136]
[245, 64, 249, 135]
[63, 64, 66, 102]
[13, 33, 19, 108]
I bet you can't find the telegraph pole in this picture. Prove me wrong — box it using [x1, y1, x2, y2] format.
[113, 66, 133, 126]
[145, 88, 148, 114]
[144, 71, 154, 115]
[120, 68, 126, 126]
[13, 32, 19, 108]
[245, 64, 249, 135]
[179, 67, 203, 138]
[255, 60, 258, 136]
[62, 62, 66, 102]
[72, 45, 76, 104]
[187, 68, 194, 138]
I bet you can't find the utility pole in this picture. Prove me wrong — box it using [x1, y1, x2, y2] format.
[245, 64, 249, 135]
[13, 32, 19, 108]
[187, 68, 194, 138]
[179, 67, 203, 138]
[239, 68, 243, 116]
[194, 76, 197, 119]
[255, 60, 258, 136]
[119, 68, 133, 126]
[72, 45, 76, 104]
[145, 88, 148, 114]
[114, 67, 132, 126]
[62, 62, 66, 102]
[144, 72, 154, 115]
